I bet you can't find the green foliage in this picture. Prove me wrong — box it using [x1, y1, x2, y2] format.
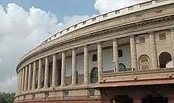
[0, 92, 15, 103]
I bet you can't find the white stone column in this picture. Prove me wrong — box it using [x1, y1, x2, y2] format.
[44, 57, 49, 88]
[97, 42, 103, 82]
[130, 36, 137, 71]
[20, 72, 22, 92]
[52, 54, 57, 87]
[61, 52, 66, 86]
[20, 70, 22, 92]
[170, 28, 174, 67]
[24, 66, 28, 91]
[17, 71, 20, 94]
[84, 45, 89, 84]
[20, 71, 22, 93]
[149, 32, 158, 69]
[22, 68, 25, 92]
[28, 64, 32, 90]
[32, 62, 36, 90]
[18, 71, 20, 93]
[17, 72, 19, 94]
[113, 39, 119, 72]
[17, 72, 19, 93]
[72, 48, 76, 85]
[23, 67, 26, 91]
[38, 59, 42, 89]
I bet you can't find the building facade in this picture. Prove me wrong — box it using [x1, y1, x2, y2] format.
[15, 0, 174, 103]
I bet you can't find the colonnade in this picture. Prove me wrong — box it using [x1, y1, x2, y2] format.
[16, 33, 158, 94]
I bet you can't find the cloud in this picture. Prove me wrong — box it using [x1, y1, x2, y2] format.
[94, 0, 149, 14]
[0, 76, 17, 93]
[0, 3, 90, 93]
[61, 15, 90, 28]
[0, 3, 61, 92]
[0, 58, 2, 63]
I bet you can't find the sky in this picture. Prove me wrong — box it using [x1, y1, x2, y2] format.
[0, 0, 148, 92]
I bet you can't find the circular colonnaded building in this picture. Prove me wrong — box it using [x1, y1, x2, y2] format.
[15, 0, 174, 103]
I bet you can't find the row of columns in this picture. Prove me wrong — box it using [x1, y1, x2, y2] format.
[17, 32, 159, 94]
[171, 28, 174, 67]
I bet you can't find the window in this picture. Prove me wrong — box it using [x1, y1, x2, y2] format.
[159, 52, 172, 68]
[139, 36, 145, 43]
[92, 54, 97, 62]
[118, 49, 123, 57]
[139, 55, 150, 70]
[119, 63, 126, 72]
[90, 67, 98, 83]
[141, 56, 148, 62]
[159, 33, 166, 40]
[88, 89, 95, 96]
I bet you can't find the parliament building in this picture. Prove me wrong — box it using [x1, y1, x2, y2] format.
[15, 0, 174, 103]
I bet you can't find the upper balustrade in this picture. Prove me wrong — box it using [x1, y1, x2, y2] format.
[17, 0, 174, 71]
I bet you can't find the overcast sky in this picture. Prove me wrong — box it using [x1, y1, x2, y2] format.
[0, 0, 148, 92]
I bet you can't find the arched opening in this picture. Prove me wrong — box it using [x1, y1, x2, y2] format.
[142, 95, 168, 103]
[119, 63, 126, 72]
[113, 95, 133, 103]
[159, 52, 172, 68]
[139, 55, 150, 70]
[90, 67, 98, 83]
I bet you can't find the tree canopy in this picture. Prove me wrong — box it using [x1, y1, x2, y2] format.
[0, 92, 15, 103]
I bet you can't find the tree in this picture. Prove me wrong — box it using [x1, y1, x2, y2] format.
[0, 92, 15, 103]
